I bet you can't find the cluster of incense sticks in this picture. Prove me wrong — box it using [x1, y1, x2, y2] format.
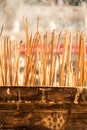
[0, 18, 87, 86]
[0, 37, 21, 86]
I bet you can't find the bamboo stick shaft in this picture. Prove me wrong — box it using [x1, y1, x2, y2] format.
[60, 33, 68, 86]
[49, 30, 55, 86]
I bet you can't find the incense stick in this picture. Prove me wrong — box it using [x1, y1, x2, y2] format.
[49, 30, 55, 86]
[0, 37, 4, 85]
[52, 32, 62, 86]
[66, 33, 72, 86]
[4, 38, 8, 85]
[14, 43, 20, 85]
[78, 34, 84, 86]
[60, 32, 68, 86]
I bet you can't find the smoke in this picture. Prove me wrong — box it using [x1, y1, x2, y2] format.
[0, 0, 87, 41]
[0, 0, 28, 40]
[0, 0, 24, 29]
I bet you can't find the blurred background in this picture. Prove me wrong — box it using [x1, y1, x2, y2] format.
[0, 0, 87, 41]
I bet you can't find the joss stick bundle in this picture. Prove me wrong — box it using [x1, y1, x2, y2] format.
[0, 39, 4, 85]
[60, 32, 69, 86]
[52, 32, 62, 86]
[30, 17, 40, 86]
[0, 17, 87, 87]
[41, 33, 48, 86]
[4, 38, 8, 85]
[31, 34, 39, 86]
[8, 41, 13, 85]
[14, 43, 20, 85]
[75, 30, 80, 86]
[49, 30, 55, 86]
[0, 55, 4, 85]
[23, 18, 32, 85]
[85, 60, 87, 86]
[66, 33, 72, 86]
[78, 34, 85, 86]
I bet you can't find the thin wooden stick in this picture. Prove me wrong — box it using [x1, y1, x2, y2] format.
[14, 43, 20, 85]
[75, 30, 80, 86]
[38, 56, 43, 86]
[30, 35, 36, 86]
[52, 32, 62, 86]
[41, 33, 48, 86]
[23, 17, 29, 48]
[85, 60, 87, 86]
[30, 18, 40, 86]
[0, 25, 3, 37]
[49, 30, 55, 86]
[60, 32, 68, 86]
[66, 33, 72, 86]
[0, 38, 4, 85]
[8, 41, 13, 85]
[78, 34, 84, 86]
[23, 18, 32, 85]
[4, 38, 8, 85]
[37, 17, 40, 33]
[0, 55, 4, 85]
[76, 30, 80, 62]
